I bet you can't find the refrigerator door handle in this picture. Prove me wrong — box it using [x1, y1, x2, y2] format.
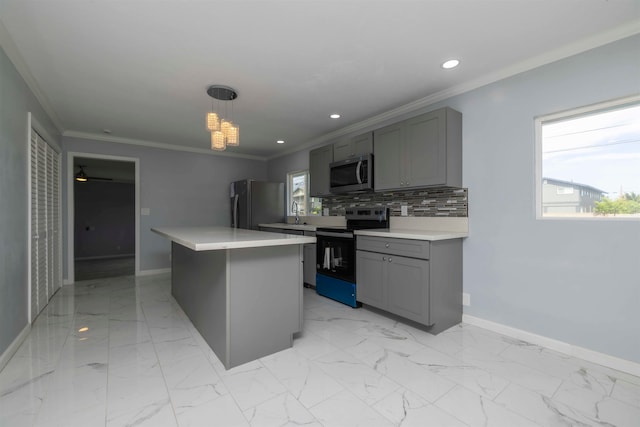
[233, 194, 239, 228]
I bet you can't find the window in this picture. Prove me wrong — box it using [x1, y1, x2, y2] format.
[286, 170, 322, 216]
[536, 96, 640, 219]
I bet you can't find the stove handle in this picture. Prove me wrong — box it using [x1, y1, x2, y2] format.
[316, 231, 354, 238]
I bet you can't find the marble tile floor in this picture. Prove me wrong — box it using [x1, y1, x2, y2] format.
[1, 273, 639, 427]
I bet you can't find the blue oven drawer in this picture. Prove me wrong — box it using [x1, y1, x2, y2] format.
[316, 273, 359, 308]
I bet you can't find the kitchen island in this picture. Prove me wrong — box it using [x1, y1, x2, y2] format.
[152, 227, 315, 369]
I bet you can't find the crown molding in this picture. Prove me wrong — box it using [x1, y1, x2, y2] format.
[0, 19, 65, 134]
[63, 131, 267, 161]
[268, 20, 640, 161]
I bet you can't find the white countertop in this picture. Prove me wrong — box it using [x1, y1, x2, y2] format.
[355, 228, 468, 241]
[152, 226, 315, 251]
[258, 223, 318, 232]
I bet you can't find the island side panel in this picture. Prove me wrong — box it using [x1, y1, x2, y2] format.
[227, 244, 303, 368]
[171, 241, 228, 365]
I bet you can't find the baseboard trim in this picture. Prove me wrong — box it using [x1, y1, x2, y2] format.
[137, 268, 170, 276]
[0, 324, 30, 371]
[463, 314, 640, 378]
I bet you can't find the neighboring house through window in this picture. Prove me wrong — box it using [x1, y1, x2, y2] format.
[536, 96, 640, 219]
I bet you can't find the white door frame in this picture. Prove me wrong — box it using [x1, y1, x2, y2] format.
[67, 152, 140, 284]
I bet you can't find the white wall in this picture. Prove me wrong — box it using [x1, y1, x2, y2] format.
[62, 137, 268, 276]
[267, 34, 640, 364]
[0, 45, 59, 356]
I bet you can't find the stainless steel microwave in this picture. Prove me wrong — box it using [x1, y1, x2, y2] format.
[329, 153, 374, 193]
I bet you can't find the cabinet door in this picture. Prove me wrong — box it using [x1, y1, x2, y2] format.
[333, 132, 373, 161]
[352, 132, 373, 156]
[333, 138, 353, 162]
[405, 109, 447, 187]
[356, 250, 387, 308]
[386, 256, 430, 324]
[373, 123, 404, 191]
[309, 144, 333, 196]
[303, 243, 316, 286]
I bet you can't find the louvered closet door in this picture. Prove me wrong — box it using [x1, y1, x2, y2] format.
[30, 130, 61, 321]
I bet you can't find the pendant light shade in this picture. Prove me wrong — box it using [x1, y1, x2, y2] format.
[227, 125, 239, 146]
[205, 85, 239, 151]
[211, 130, 226, 151]
[206, 112, 219, 131]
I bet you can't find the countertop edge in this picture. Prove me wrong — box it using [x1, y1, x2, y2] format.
[152, 227, 315, 251]
[354, 229, 468, 241]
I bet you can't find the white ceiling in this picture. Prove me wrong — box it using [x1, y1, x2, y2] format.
[1, 1, 639, 159]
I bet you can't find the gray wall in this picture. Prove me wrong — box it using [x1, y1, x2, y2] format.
[74, 181, 136, 259]
[0, 46, 59, 355]
[454, 35, 640, 363]
[61, 137, 268, 276]
[268, 35, 640, 364]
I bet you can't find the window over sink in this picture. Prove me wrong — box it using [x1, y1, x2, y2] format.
[287, 170, 322, 216]
[535, 95, 640, 220]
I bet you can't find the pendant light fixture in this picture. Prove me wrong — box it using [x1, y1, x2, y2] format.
[206, 85, 239, 151]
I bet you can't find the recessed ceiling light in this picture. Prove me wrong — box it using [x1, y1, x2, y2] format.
[330, 113, 341, 119]
[441, 59, 460, 69]
[276, 140, 285, 144]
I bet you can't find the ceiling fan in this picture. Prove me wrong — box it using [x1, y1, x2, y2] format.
[75, 165, 113, 182]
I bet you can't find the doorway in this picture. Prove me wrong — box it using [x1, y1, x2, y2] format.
[68, 153, 139, 282]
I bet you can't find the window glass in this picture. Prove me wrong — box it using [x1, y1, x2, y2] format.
[287, 170, 321, 216]
[537, 98, 640, 219]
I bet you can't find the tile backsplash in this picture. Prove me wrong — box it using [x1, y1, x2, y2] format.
[322, 187, 468, 217]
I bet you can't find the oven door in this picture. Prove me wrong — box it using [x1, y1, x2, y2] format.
[316, 230, 355, 283]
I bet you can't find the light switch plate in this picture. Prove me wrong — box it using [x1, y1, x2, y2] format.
[462, 293, 471, 306]
[141, 207, 150, 216]
[401, 205, 408, 216]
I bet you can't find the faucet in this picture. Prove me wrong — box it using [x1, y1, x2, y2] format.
[292, 201, 300, 225]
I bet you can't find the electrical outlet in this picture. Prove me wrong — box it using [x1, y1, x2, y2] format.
[141, 207, 150, 216]
[462, 293, 471, 306]
[401, 205, 408, 216]
[323, 208, 329, 216]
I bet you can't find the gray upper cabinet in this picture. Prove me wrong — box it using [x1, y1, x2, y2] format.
[374, 107, 462, 191]
[309, 144, 333, 197]
[333, 132, 374, 161]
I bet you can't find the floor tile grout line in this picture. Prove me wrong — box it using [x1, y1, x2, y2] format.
[138, 283, 182, 427]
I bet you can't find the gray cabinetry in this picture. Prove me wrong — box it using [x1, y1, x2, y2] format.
[303, 231, 316, 286]
[259, 227, 316, 286]
[356, 235, 461, 334]
[333, 132, 374, 161]
[309, 145, 333, 197]
[374, 107, 461, 191]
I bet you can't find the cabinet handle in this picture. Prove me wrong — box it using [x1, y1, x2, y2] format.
[385, 243, 390, 248]
[382, 257, 386, 262]
[388, 257, 392, 263]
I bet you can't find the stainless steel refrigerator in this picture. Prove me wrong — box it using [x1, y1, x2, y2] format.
[230, 180, 285, 230]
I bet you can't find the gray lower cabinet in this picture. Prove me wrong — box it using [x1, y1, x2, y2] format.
[356, 235, 462, 334]
[303, 243, 316, 286]
[374, 107, 462, 191]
